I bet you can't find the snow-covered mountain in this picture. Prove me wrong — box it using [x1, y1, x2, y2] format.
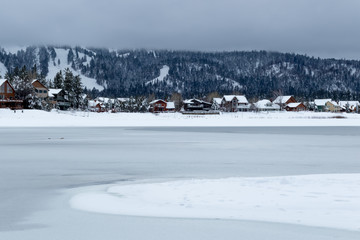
[1, 45, 360, 99]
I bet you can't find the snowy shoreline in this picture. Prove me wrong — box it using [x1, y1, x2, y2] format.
[1, 109, 360, 127]
[70, 174, 360, 231]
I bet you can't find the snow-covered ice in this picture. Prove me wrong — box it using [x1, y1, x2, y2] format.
[71, 174, 360, 231]
[1, 127, 360, 240]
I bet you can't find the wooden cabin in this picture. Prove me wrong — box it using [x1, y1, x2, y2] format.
[183, 99, 212, 112]
[221, 95, 250, 112]
[0, 79, 23, 109]
[32, 80, 48, 99]
[48, 88, 71, 110]
[273, 96, 297, 109]
[149, 99, 175, 112]
[285, 102, 307, 111]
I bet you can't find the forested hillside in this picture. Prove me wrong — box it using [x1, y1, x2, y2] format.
[1, 46, 360, 100]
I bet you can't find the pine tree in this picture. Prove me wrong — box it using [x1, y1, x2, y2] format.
[73, 75, 83, 108]
[63, 68, 73, 94]
[53, 71, 64, 89]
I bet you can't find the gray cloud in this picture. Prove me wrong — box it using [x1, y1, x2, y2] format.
[1, 0, 360, 59]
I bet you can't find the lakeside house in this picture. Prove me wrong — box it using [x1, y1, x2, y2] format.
[285, 102, 307, 112]
[149, 99, 175, 112]
[339, 101, 360, 113]
[88, 100, 105, 112]
[0, 79, 23, 109]
[314, 99, 332, 112]
[183, 99, 212, 112]
[253, 99, 280, 111]
[221, 95, 250, 112]
[32, 80, 48, 99]
[273, 96, 297, 109]
[48, 88, 71, 110]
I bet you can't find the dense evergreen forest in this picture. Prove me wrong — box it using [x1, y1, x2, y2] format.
[1, 46, 360, 101]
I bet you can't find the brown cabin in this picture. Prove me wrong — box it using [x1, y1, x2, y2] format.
[285, 102, 307, 111]
[32, 80, 48, 99]
[149, 99, 166, 112]
[0, 79, 23, 109]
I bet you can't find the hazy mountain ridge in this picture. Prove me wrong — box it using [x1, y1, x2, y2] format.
[1, 46, 360, 100]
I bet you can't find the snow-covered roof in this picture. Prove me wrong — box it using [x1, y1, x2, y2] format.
[286, 102, 302, 108]
[329, 101, 340, 107]
[339, 101, 360, 110]
[48, 88, 62, 97]
[254, 99, 280, 110]
[183, 99, 206, 104]
[213, 98, 222, 105]
[339, 101, 359, 107]
[314, 99, 332, 106]
[88, 100, 98, 107]
[0, 79, 6, 86]
[117, 98, 130, 102]
[166, 102, 175, 109]
[273, 96, 293, 104]
[96, 97, 117, 104]
[96, 97, 109, 102]
[149, 99, 166, 105]
[223, 95, 248, 103]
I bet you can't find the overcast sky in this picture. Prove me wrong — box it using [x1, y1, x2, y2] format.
[1, 0, 360, 59]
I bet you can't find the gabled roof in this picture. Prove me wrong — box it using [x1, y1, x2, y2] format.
[166, 102, 175, 109]
[96, 97, 117, 104]
[339, 101, 360, 108]
[223, 95, 248, 103]
[273, 96, 293, 104]
[183, 99, 211, 105]
[32, 79, 48, 89]
[117, 98, 130, 102]
[0, 79, 15, 92]
[286, 102, 303, 108]
[213, 98, 222, 105]
[149, 99, 166, 105]
[255, 99, 280, 110]
[314, 99, 332, 106]
[329, 101, 340, 107]
[0, 79, 6, 86]
[48, 88, 63, 97]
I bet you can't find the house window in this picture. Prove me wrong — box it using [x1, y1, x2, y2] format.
[43, 90, 47, 93]
[39, 90, 43, 93]
[0, 84, 4, 93]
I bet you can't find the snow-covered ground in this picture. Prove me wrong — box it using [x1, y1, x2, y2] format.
[1, 109, 360, 127]
[71, 174, 360, 231]
[145, 65, 170, 85]
[46, 48, 104, 91]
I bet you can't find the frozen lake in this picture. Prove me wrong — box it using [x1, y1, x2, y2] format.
[0, 127, 360, 240]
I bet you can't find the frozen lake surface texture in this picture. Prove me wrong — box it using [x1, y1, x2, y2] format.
[0, 127, 360, 240]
